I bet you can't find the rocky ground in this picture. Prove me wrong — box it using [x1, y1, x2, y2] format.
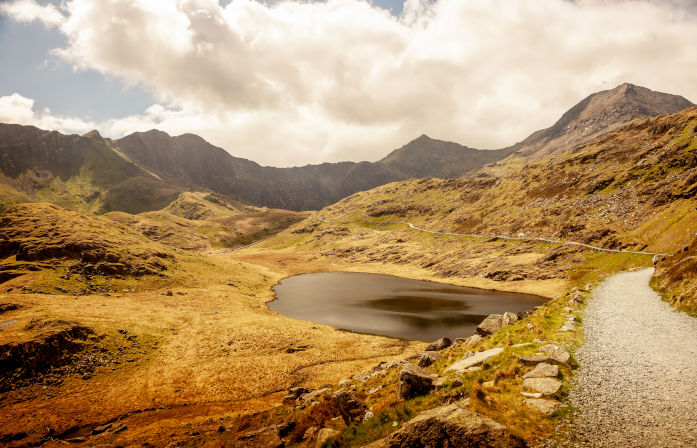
[569, 268, 697, 448]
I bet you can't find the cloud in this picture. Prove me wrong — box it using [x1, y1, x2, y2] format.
[0, 93, 96, 133]
[2, 0, 697, 166]
[0, 0, 65, 27]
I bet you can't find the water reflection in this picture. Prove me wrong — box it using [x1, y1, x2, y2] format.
[270, 272, 546, 342]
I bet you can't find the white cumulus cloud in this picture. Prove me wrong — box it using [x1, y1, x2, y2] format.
[1, 0, 697, 166]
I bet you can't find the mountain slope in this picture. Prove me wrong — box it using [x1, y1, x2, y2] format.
[488, 83, 694, 172]
[0, 124, 182, 214]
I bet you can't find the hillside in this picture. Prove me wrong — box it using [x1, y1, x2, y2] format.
[314, 107, 697, 257]
[0, 124, 182, 214]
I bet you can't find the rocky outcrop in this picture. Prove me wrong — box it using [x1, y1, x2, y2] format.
[365, 400, 527, 448]
[333, 391, 370, 425]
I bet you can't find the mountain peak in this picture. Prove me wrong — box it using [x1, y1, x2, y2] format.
[515, 83, 695, 160]
[83, 129, 102, 139]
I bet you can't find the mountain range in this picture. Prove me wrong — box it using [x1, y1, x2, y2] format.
[0, 83, 692, 213]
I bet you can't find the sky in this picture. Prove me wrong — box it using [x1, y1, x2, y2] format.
[0, 0, 696, 167]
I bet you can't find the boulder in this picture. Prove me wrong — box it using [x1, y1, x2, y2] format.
[523, 363, 558, 379]
[524, 398, 563, 416]
[315, 428, 340, 448]
[522, 378, 562, 395]
[445, 347, 505, 373]
[464, 334, 483, 347]
[398, 364, 437, 399]
[364, 400, 526, 448]
[417, 351, 441, 367]
[476, 314, 504, 336]
[333, 391, 370, 425]
[425, 337, 452, 352]
[539, 345, 571, 365]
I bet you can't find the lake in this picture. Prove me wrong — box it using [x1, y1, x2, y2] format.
[270, 272, 546, 342]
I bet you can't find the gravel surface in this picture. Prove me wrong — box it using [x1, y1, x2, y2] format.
[569, 268, 697, 447]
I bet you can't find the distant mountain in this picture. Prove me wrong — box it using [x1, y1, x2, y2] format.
[114, 131, 512, 211]
[503, 83, 694, 162]
[0, 124, 181, 214]
[0, 83, 692, 213]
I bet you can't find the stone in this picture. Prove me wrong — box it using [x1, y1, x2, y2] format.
[304, 426, 318, 440]
[299, 388, 331, 403]
[452, 378, 464, 388]
[277, 421, 296, 437]
[363, 400, 526, 448]
[425, 337, 452, 351]
[521, 391, 543, 398]
[476, 314, 504, 336]
[166, 290, 173, 296]
[363, 410, 375, 422]
[465, 334, 483, 347]
[417, 352, 439, 367]
[503, 312, 519, 326]
[522, 377, 563, 395]
[523, 363, 559, 378]
[524, 398, 564, 415]
[445, 347, 505, 373]
[652, 255, 662, 266]
[540, 345, 571, 365]
[398, 364, 437, 399]
[333, 391, 370, 424]
[558, 322, 576, 332]
[316, 428, 340, 448]
[236, 426, 284, 448]
[482, 380, 496, 390]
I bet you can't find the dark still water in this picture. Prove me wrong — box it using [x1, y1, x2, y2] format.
[270, 272, 547, 342]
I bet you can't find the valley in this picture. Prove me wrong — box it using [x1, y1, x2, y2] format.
[0, 84, 696, 447]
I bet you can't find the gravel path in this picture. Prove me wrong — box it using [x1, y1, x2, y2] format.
[570, 268, 697, 447]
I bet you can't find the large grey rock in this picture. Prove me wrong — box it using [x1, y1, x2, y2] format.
[425, 337, 452, 352]
[364, 400, 526, 448]
[398, 364, 437, 399]
[522, 377, 563, 395]
[476, 314, 504, 336]
[315, 428, 340, 448]
[333, 390, 369, 424]
[445, 347, 505, 373]
[540, 344, 571, 365]
[299, 387, 332, 403]
[523, 362, 559, 379]
[524, 398, 564, 416]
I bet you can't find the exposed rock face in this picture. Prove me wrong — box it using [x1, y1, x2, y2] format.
[365, 400, 527, 448]
[425, 337, 452, 352]
[398, 364, 437, 400]
[445, 347, 505, 373]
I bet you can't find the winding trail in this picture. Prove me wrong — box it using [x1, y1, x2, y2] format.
[570, 268, 697, 447]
